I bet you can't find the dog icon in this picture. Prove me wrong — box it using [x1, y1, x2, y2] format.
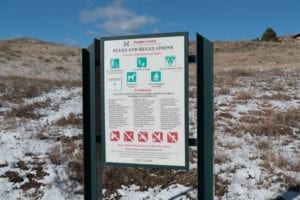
[127, 72, 136, 82]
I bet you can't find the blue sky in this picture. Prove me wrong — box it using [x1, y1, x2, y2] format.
[0, 0, 299, 47]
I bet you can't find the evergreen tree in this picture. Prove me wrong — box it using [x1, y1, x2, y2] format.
[261, 28, 279, 42]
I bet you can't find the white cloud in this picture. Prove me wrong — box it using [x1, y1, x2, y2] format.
[85, 30, 100, 37]
[79, 0, 156, 34]
[152, 28, 160, 33]
[62, 38, 78, 46]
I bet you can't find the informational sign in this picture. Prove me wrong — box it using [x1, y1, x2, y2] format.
[101, 32, 188, 169]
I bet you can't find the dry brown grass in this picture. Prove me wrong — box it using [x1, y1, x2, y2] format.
[20, 174, 43, 192]
[219, 86, 230, 95]
[218, 112, 234, 119]
[0, 38, 81, 81]
[0, 76, 81, 104]
[102, 167, 197, 197]
[54, 112, 82, 128]
[215, 173, 230, 197]
[260, 150, 289, 169]
[33, 162, 49, 180]
[214, 41, 300, 70]
[235, 91, 252, 100]
[49, 144, 62, 165]
[17, 160, 29, 170]
[67, 157, 83, 184]
[239, 107, 298, 136]
[256, 139, 271, 151]
[214, 153, 230, 164]
[1, 171, 24, 183]
[48, 134, 84, 186]
[242, 117, 292, 136]
[5, 99, 51, 119]
[258, 92, 292, 101]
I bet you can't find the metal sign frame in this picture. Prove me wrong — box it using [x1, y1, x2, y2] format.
[82, 32, 213, 200]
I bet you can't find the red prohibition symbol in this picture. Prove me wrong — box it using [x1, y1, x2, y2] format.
[124, 131, 134, 142]
[110, 131, 120, 141]
[138, 131, 148, 142]
[167, 132, 178, 143]
[152, 132, 163, 143]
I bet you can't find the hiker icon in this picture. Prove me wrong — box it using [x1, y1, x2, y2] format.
[151, 71, 161, 82]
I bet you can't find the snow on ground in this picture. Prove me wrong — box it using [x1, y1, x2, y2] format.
[213, 67, 300, 200]
[0, 66, 299, 199]
[0, 87, 83, 200]
[114, 184, 196, 200]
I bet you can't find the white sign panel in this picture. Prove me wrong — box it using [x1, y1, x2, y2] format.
[102, 33, 188, 168]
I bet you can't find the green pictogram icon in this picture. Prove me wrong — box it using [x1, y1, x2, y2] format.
[127, 72, 136, 82]
[110, 58, 120, 69]
[137, 57, 147, 68]
[151, 71, 161, 82]
[165, 56, 176, 67]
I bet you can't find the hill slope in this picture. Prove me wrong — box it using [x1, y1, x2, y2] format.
[0, 38, 81, 81]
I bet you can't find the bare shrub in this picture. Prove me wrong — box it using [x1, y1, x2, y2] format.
[23, 145, 37, 157]
[285, 107, 300, 128]
[215, 153, 230, 164]
[256, 139, 270, 151]
[68, 159, 83, 184]
[242, 117, 292, 136]
[20, 176, 43, 191]
[218, 112, 234, 119]
[1, 171, 24, 183]
[260, 150, 289, 169]
[0, 161, 9, 168]
[6, 104, 40, 119]
[6, 99, 51, 119]
[49, 144, 62, 165]
[270, 92, 291, 101]
[54, 112, 82, 128]
[235, 91, 252, 100]
[214, 73, 235, 87]
[189, 87, 197, 98]
[215, 173, 230, 196]
[231, 69, 255, 77]
[239, 115, 261, 124]
[35, 131, 50, 140]
[44, 58, 52, 63]
[55, 66, 65, 71]
[33, 164, 49, 180]
[219, 86, 230, 95]
[274, 154, 289, 169]
[17, 160, 29, 170]
[240, 107, 296, 136]
[289, 160, 300, 172]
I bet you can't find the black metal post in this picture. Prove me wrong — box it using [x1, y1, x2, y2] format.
[196, 33, 214, 200]
[82, 39, 102, 200]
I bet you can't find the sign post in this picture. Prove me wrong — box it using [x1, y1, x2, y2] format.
[82, 32, 213, 200]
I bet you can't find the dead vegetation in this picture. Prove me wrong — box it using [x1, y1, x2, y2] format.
[102, 167, 197, 197]
[0, 76, 81, 104]
[1, 171, 24, 183]
[0, 38, 81, 81]
[54, 112, 82, 128]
